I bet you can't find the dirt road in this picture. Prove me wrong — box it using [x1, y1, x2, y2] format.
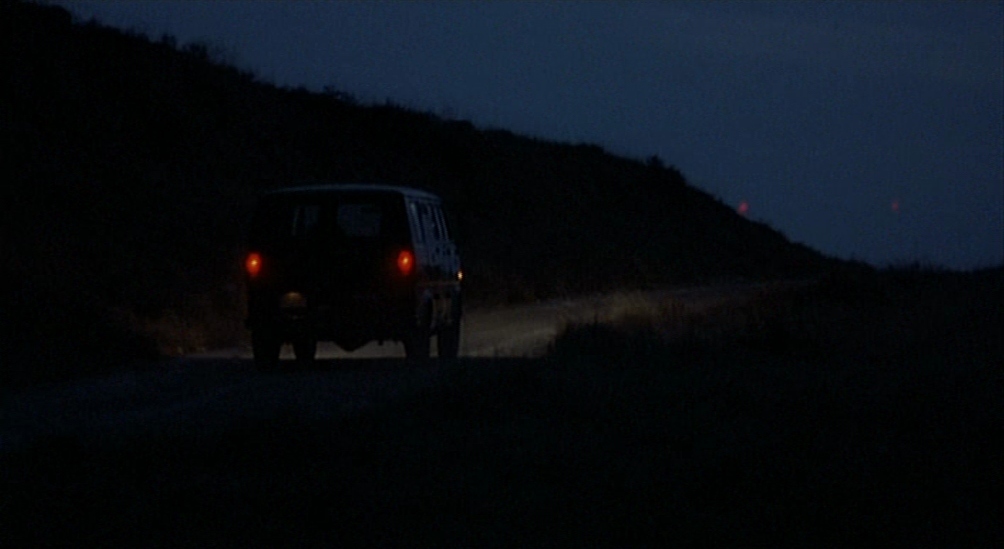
[1, 284, 766, 452]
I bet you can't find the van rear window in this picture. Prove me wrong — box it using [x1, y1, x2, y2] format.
[337, 203, 382, 238]
[251, 194, 405, 247]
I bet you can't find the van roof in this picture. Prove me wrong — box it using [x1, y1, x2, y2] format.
[265, 183, 441, 202]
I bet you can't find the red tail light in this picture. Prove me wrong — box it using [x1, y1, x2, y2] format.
[245, 252, 263, 278]
[396, 250, 414, 276]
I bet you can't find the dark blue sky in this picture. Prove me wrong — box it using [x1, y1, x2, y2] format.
[56, 1, 1003, 269]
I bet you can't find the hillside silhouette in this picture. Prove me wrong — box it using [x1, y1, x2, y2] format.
[3, 0, 841, 384]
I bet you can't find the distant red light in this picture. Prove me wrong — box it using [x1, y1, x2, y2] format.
[737, 201, 750, 215]
[891, 199, 900, 213]
[397, 250, 414, 276]
[245, 252, 262, 278]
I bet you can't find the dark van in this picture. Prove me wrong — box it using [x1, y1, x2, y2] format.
[244, 184, 462, 369]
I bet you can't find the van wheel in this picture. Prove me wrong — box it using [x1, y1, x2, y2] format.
[404, 330, 430, 359]
[252, 329, 281, 371]
[292, 338, 316, 366]
[437, 322, 461, 358]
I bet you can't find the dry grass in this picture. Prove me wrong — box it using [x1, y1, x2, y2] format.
[553, 269, 1003, 366]
[132, 288, 248, 356]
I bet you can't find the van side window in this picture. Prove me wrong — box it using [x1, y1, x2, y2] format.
[418, 202, 438, 243]
[432, 206, 447, 242]
[408, 202, 424, 244]
[291, 204, 321, 237]
[433, 207, 449, 241]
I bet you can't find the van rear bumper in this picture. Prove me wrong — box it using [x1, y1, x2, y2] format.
[246, 291, 416, 341]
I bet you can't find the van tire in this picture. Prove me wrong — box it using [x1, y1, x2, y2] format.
[437, 322, 460, 358]
[404, 330, 430, 359]
[293, 338, 317, 366]
[252, 329, 281, 371]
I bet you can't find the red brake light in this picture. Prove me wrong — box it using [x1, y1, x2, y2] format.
[245, 252, 262, 278]
[396, 250, 414, 276]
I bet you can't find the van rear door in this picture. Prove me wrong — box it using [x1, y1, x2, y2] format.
[249, 192, 410, 300]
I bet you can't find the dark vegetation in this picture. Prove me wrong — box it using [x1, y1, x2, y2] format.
[2, 0, 842, 386]
[4, 269, 1000, 545]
